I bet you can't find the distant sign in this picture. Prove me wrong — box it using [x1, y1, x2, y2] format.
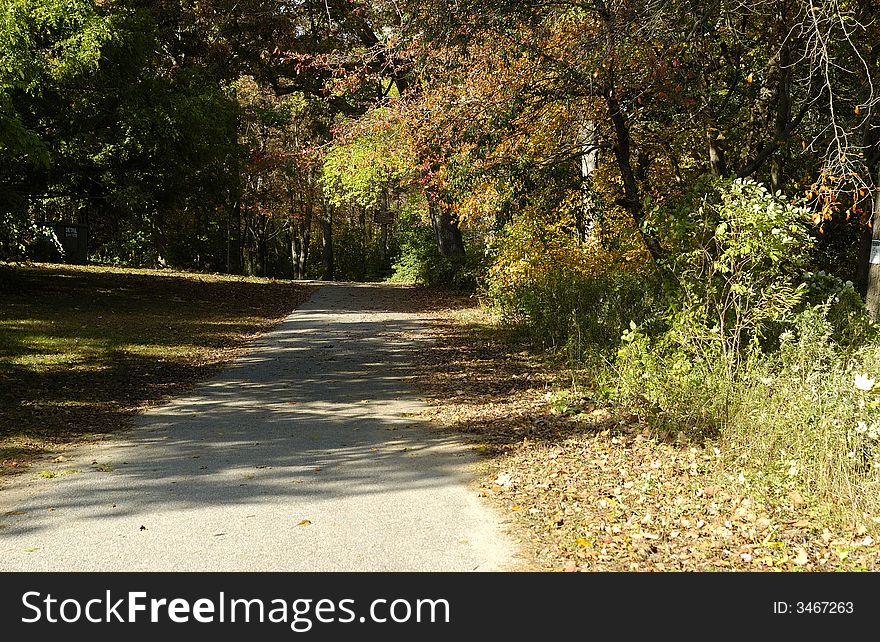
[373, 210, 395, 225]
[872, 240, 880, 265]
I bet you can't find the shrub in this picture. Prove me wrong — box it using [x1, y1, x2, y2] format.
[486, 177, 880, 524]
[664, 178, 814, 372]
[484, 213, 659, 349]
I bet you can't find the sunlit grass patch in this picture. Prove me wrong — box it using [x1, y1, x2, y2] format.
[0, 262, 313, 474]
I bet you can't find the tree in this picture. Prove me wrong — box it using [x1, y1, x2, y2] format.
[400, 0, 877, 279]
[0, 0, 242, 266]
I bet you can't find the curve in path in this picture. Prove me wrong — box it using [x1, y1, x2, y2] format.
[0, 284, 513, 571]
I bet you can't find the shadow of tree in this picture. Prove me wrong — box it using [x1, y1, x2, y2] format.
[414, 315, 637, 454]
[0, 265, 316, 465]
[0, 283, 492, 564]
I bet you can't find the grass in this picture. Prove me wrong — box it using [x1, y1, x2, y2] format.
[0, 262, 313, 474]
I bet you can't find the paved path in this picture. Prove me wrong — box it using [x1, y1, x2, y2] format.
[0, 284, 512, 571]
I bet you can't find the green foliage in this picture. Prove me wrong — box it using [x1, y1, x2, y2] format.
[616, 324, 730, 437]
[544, 389, 593, 416]
[605, 180, 880, 518]
[88, 213, 156, 267]
[0, 213, 37, 261]
[0, 0, 115, 258]
[484, 213, 660, 349]
[661, 179, 814, 367]
[0, 1, 245, 267]
[800, 271, 873, 346]
[482, 178, 880, 521]
[388, 197, 483, 289]
[617, 181, 820, 422]
[321, 109, 417, 210]
[723, 308, 880, 515]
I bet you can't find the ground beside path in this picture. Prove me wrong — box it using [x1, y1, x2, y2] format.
[415, 306, 880, 572]
[0, 283, 514, 571]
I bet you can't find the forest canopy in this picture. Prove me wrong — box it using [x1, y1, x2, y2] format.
[0, 0, 877, 295]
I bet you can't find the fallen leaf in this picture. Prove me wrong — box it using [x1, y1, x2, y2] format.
[296, 519, 312, 527]
[793, 547, 809, 566]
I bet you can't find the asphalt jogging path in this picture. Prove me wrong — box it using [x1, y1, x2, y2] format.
[0, 283, 514, 571]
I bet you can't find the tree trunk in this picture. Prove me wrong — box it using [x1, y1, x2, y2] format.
[607, 95, 664, 263]
[858, 115, 880, 295]
[289, 224, 301, 279]
[857, 222, 872, 296]
[577, 120, 600, 242]
[429, 199, 465, 259]
[289, 213, 312, 280]
[299, 208, 311, 279]
[322, 201, 334, 281]
[359, 207, 367, 281]
[707, 127, 727, 178]
[226, 199, 240, 274]
[866, 189, 880, 320]
[771, 44, 792, 193]
[379, 221, 389, 269]
[238, 205, 246, 275]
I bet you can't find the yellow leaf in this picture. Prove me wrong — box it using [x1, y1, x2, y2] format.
[296, 519, 312, 526]
[575, 537, 592, 547]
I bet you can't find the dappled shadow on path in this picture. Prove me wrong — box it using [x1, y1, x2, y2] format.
[0, 284, 474, 541]
[0, 264, 314, 449]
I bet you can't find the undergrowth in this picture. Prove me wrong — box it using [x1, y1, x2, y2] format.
[485, 178, 880, 531]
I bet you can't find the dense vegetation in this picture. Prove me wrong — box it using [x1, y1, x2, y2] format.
[3, 1, 880, 524]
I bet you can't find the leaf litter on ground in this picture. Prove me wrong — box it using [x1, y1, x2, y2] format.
[410, 300, 880, 572]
